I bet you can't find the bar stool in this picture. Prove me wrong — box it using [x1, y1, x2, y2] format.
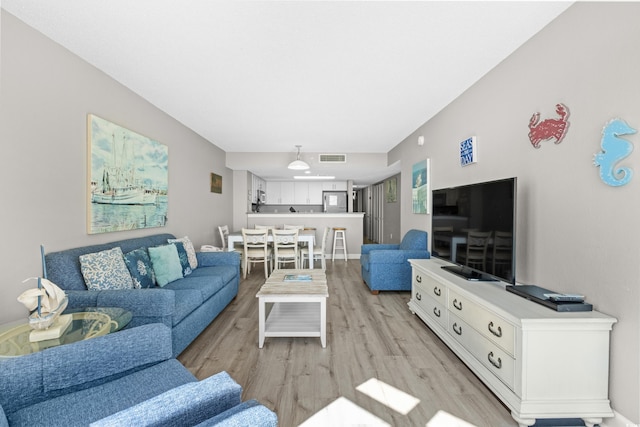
[332, 227, 347, 261]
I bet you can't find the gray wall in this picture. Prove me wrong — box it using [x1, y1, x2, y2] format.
[0, 12, 234, 323]
[390, 3, 639, 423]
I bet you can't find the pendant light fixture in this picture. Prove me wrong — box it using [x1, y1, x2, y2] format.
[287, 145, 310, 170]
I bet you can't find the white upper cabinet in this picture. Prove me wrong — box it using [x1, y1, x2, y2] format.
[322, 181, 347, 191]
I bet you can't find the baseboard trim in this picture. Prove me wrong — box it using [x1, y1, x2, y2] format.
[601, 409, 638, 427]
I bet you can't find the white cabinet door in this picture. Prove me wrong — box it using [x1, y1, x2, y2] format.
[294, 182, 309, 204]
[322, 181, 347, 191]
[280, 182, 295, 205]
[266, 182, 281, 204]
[308, 182, 323, 204]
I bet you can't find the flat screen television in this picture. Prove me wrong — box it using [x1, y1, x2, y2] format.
[431, 177, 516, 284]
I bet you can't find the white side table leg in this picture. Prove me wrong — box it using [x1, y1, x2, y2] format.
[320, 298, 327, 348]
[258, 297, 265, 348]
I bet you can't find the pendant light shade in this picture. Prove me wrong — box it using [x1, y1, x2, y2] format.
[288, 145, 310, 170]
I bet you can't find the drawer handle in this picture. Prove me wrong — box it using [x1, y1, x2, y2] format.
[453, 299, 463, 311]
[488, 352, 502, 369]
[416, 292, 422, 301]
[452, 322, 462, 335]
[433, 287, 441, 297]
[433, 307, 441, 318]
[416, 275, 422, 283]
[488, 321, 503, 338]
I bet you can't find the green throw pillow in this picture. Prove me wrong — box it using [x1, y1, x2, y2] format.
[148, 244, 183, 287]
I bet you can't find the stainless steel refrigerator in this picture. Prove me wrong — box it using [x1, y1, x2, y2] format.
[323, 191, 348, 213]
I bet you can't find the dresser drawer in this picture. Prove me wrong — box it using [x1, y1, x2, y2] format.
[449, 314, 515, 390]
[412, 280, 447, 329]
[413, 269, 447, 306]
[449, 290, 515, 356]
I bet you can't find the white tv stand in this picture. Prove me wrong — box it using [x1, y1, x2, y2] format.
[408, 258, 616, 427]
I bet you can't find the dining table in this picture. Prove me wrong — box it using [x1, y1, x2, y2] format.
[227, 229, 317, 269]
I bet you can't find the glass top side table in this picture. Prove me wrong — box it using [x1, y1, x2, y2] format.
[0, 307, 132, 358]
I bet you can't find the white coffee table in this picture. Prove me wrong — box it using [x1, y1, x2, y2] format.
[256, 269, 328, 348]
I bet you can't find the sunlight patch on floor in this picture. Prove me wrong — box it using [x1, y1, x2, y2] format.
[356, 378, 420, 415]
[298, 397, 390, 427]
[427, 410, 478, 427]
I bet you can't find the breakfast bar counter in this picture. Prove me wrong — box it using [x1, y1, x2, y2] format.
[246, 213, 364, 259]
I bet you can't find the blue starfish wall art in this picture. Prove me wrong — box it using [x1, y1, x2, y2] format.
[593, 118, 636, 187]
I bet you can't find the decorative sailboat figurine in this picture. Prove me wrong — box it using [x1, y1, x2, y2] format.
[17, 245, 71, 342]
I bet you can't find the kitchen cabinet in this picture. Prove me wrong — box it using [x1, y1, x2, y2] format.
[322, 181, 347, 191]
[294, 182, 323, 204]
[266, 181, 294, 204]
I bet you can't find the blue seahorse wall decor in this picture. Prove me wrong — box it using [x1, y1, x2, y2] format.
[593, 118, 636, 187]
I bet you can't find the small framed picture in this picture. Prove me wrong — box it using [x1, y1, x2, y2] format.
[210, 173, 222, 193]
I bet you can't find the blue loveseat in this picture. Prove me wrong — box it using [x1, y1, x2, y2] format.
[360, 229, 430, 293]
[44, 233, 240, 356]
[0, 323, 277, 427]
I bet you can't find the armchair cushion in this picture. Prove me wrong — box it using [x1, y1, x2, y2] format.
[360, 229, 430, 292]
[0, 322, 275, 427]
[89, 372, 242, 427]
[197, 399, 278, 427]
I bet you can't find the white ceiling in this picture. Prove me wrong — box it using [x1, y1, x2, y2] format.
[3, 1, 572, 184]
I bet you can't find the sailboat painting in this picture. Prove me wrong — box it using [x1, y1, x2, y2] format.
[88, 114, 169, 234]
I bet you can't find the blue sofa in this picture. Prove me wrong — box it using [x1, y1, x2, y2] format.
[0, 323, 277, 427]
[360, 229, 431, 293]
[45, 233, 240, 356]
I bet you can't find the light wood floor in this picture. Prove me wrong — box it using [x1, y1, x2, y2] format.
[178, 260, 518, 427]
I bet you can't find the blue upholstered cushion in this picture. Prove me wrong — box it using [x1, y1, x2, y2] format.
[79, 247, 133, 291]
[399, 229, 428, 251]
[168, 236, 198, 269]
[123, 247, 156, 289]
[163, 267, 231, 301]
[148, 244, 183, 287]
[173, 241, 193, 276]
[197, 399, 278, 427]
[89, 372, 241, 427]
[172, 289, 204, 326]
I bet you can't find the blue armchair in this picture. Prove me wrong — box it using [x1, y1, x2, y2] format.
[360, 229, 430, 294]
[0, 323, 277, 427]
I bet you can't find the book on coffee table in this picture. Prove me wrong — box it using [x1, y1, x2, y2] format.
[283, 274, 312, 282]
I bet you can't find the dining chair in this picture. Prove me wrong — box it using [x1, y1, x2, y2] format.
[283, 224, 304, 230]
[241, 228, 272, 279]
[254, 224, 276, 230]
[491, 231, 513, 277]
[456, 230, 492, 271]
[271, 228, 299, 270]
[218, 225, 243, 271]
[300, 226, 330, 269]
[432, 226, 454, 259]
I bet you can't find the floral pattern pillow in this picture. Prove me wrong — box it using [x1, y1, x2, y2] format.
[173, 242, 193, 276]
[168, 236, 198, 269]
[79, 247, 133, 291]
[123, 247, 156, 289]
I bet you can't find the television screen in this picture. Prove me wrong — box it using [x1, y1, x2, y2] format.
[431, 177, 516, 284]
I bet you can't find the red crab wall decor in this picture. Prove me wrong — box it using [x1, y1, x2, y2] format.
[528, 103, 570, 148]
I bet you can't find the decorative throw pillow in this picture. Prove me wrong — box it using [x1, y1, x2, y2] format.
[148, 244, 183, 287]
[168, 236, 198, 269]
[123, 247, 156, 289]
[79, 247, 134, 291]
[172, 241, 193, 276]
